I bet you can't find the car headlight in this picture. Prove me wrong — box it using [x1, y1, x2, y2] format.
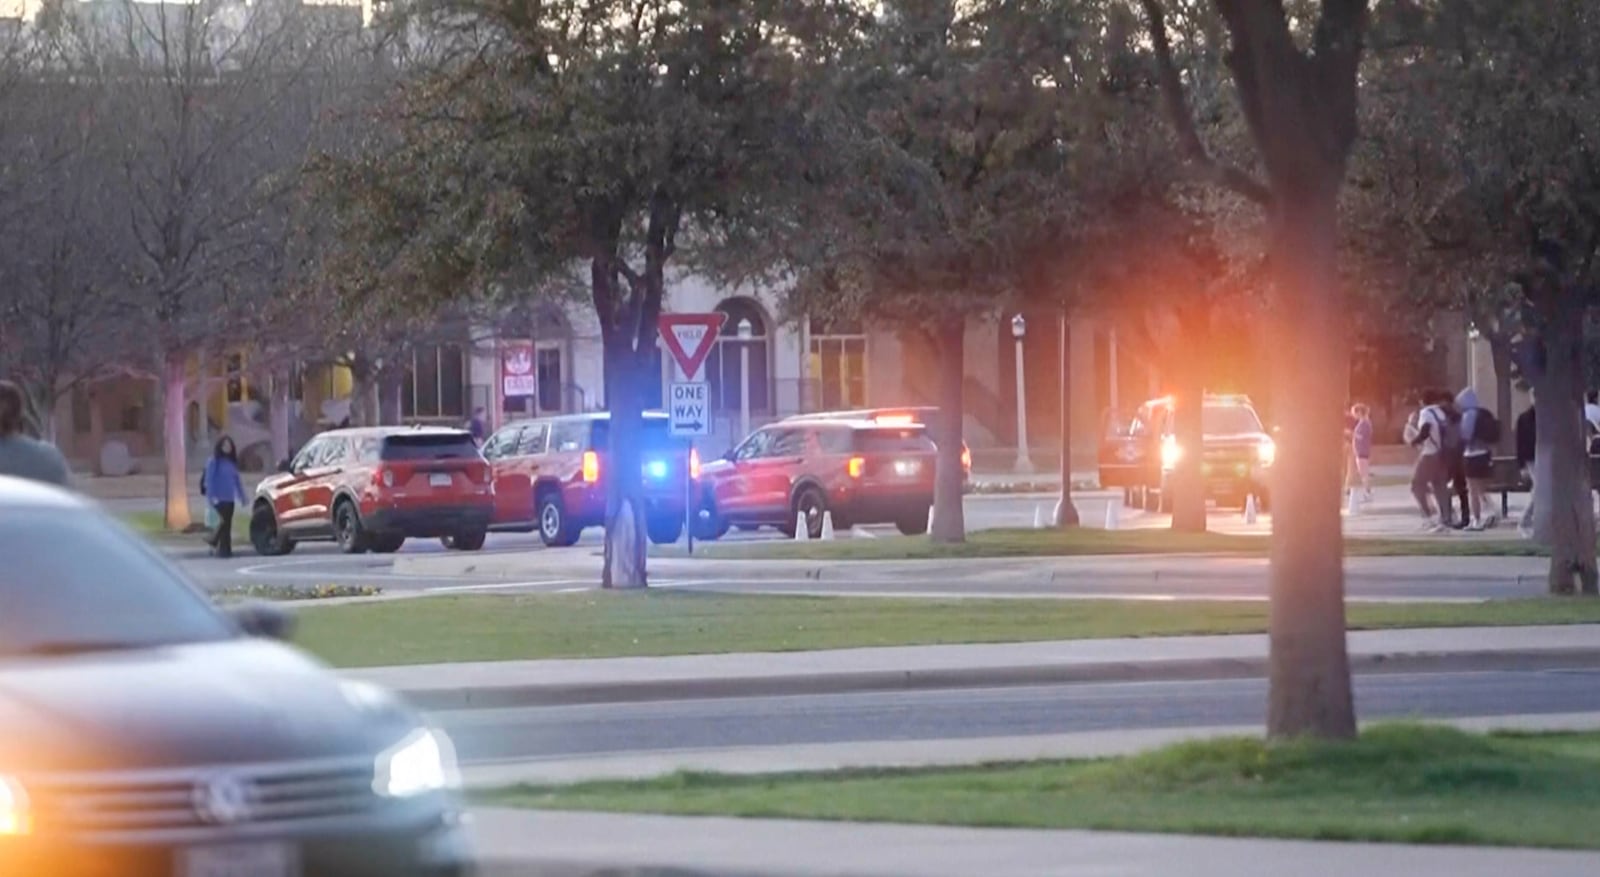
[0, 775, 31, 836]
[1257, 440, 1276, 467]
[374, 728, 458, 798]
[1160, 436, 1182, 472]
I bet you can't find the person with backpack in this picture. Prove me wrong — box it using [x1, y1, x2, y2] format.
[1456, 387, 1500, 530]
[1406, 390, 1456, 532]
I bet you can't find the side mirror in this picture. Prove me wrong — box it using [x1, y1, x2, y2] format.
[227, 601, 296, 642]
[277, 458, 293, 474]
[722, 450, 736, 462]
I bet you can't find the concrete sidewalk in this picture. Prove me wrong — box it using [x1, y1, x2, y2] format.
[471, 809, 1600, 877]
[350, 625, 1600, 711]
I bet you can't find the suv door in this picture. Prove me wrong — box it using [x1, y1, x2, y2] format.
[752, 428, 808, 521]
[711, 428, 773, 520]
[1099, 406, 1156, 489]
[301, 436, 350, 532]
[274, 438, 324, 530]
[483, 424, 528, 525]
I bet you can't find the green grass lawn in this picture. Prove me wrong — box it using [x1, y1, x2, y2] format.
[291, 591, 1600, 667]
[120, 509, 248, 541]
[486, 726, 1600, 849]
[678, 528, 1547, 561]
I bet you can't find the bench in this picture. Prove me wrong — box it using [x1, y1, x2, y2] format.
[1487, 454, 1600, 518]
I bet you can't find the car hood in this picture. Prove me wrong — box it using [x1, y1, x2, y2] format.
[0, 639, 413, 774]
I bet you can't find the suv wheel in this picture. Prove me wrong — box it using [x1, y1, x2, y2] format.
[249, 505, 295, 557]
[896, 510, 930, 536]
[791, 487, 827, 540]
[334, 501, 369, 554]
[647, 515, 684, 545]
[694, 500, 730, 542]
[452, 528, 488, 551]
[538, 493, 579, 548]
[371, 534, 406, 554]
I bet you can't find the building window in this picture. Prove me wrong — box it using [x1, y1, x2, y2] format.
[808, 316, 866, 410]
[401, 344, 468, 420]
[705, 298, 771, 415]
[537, 346, 563, 413]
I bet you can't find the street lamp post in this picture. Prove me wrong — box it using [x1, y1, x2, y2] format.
[1467, 323, 1481, 393]
[1012, 314, 1033, 474]
[737, 318, 753, 440]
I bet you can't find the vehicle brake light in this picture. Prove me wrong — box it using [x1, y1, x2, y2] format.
[378, 467, 396, 488]
[960, 446, 972, 473]
[690, 447, 701, 480]
[1161, 436, 1183, 472]
[582, 451, 600, 483]
[848, 456, 866, 478]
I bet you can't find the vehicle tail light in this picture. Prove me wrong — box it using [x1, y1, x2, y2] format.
[582, 451, 600, 483]
[960, 445, 972, 473]
[848, 456, 866, 479]
[690, 447, 701, 480]
[375, 466, 396, 488]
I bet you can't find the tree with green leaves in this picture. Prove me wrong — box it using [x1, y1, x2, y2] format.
[1355, 0, 1600, 595]
[316, 0, 847, 586]
[762, 0, 1105, 543]
[1140, 0, 1370, 739]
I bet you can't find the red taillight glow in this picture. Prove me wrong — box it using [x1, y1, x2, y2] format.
[582, 451, 600, 483]
[847, 456, 866, 478]
[690, 447, 701, 480]
[960, 446, 972, 473]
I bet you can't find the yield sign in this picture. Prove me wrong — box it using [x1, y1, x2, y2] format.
[658, 313, 727, 380]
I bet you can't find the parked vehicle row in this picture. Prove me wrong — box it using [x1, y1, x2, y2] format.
[244, 406, 965, 556]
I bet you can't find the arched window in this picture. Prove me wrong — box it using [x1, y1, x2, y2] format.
[705, 298, 771, 414]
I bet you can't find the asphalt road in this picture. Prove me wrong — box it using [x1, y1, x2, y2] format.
[432, 669, 1600, 765]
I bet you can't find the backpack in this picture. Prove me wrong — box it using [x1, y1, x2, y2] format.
[1436, 407, 1463, 452]
[1473, 407, 1501, 445]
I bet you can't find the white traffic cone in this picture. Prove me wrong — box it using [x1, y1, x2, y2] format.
[1033, 504, 1046, 529]
[794, 511, 810, 542]
[1244, 494, 1259, 525]
[821, 512, 836, 541]
[1104, 497, 1120, 530]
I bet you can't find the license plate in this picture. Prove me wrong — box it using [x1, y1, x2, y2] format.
[180, 842, 299, 877]
[429, 472, 453, 487]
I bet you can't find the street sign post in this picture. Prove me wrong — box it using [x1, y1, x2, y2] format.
[658, 314, 725, 556]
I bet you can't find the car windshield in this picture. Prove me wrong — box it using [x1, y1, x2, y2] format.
[1203, 405, 1264, 436]
[381, 433, 481, 461]
[854, 428, 936, 453]
[590, 418, 686, 453]
[0, 509, 235, 658]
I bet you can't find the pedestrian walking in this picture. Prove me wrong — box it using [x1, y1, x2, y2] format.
[0, 380, 70, 487]
[1350, 403, 1374, 501]
[466, 407, 488, 446]
[1406, 390, 1455, 532]
[1456, 387, 1499, 530]
[202, 436, 249, 559]
[1516, 392, 1537, 537]
[1440, 394, 1469, 528]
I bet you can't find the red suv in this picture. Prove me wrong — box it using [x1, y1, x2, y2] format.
[782, 407, 972, 482]
[482, 411, 695, 547]
[249, 427, 493, 556]
[696, 420, 936, 540]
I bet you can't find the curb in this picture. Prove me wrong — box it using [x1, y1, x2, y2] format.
[393, 647, 1600, 712]
[478, 862, 735, 877]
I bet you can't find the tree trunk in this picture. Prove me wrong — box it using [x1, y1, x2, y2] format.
[601, 335, 649, 589]
[161, 351, 192, 531]
[378, 372, 404, 426]
[1531, 305, 1598, 595]
[1264, 187, 1357, 740]
[931, 318, 967, 543]
[269, 370, 291, 468]
[1057, 313, 1080, 528]
[1170, 330, 1207, 533]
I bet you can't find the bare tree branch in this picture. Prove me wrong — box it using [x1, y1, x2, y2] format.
[1140, 0, 1271, 205]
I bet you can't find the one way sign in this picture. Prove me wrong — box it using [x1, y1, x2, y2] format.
[669, 381, 710, 436]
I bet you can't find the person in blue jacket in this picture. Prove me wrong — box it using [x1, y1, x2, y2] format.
[202, 436, 249, 558]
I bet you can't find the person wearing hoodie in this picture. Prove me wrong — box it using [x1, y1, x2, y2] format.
[202, 436, 249, 558]
[1457, 387, 1498, 530]
[1407, 389, 1455, 531]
